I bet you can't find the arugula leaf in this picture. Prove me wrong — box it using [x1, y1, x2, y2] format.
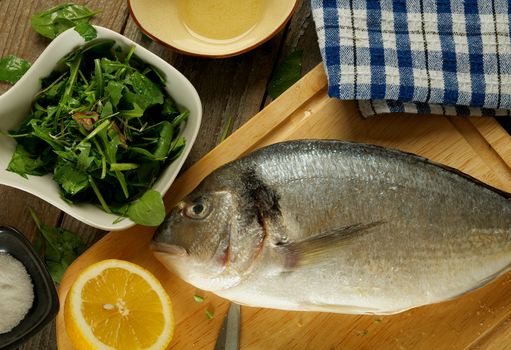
[74, 22, 97, 42]
[268, 50, 303, 99]
[0, 55, 31, 84]
[127, 190, 165, 226]
[29, 208, 85, 283]
[31, 3, 98, 40]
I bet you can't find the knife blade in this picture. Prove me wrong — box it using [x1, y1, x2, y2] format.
[214, 303, 240, 350]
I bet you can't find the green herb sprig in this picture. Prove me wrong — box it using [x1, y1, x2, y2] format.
[9, 40, 187, 226]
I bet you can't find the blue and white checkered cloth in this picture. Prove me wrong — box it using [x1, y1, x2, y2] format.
[311, 0, 511, 117]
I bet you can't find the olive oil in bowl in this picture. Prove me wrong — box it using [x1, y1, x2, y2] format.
[176, 0, 265, 42]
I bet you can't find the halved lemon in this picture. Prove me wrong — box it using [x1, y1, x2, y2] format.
[64, 259, 174, 350]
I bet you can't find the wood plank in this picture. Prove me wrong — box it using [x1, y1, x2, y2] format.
[0, 1, 130, 349]
[57, 64, 511, 349]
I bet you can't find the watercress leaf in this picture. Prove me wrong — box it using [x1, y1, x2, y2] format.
[74, 22, 97, 41]
[7, 144, 46, 178]
[268, 50, 303, 99]
[0, 55, 31, 84]
[128, 189, 165, 226]
[54, 162, 89, 195]
[31, 3, 98, 40]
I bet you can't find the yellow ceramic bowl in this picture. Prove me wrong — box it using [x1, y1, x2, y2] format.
[128, 0, 299, 57]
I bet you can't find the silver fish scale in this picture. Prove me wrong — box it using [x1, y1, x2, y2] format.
[217, 141, 511, 314]
[155, 140, 511, 314]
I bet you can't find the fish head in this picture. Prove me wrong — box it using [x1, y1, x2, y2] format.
[151, 168, 267, 291]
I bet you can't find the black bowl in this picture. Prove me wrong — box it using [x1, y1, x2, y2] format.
[0, 226, 59, 350]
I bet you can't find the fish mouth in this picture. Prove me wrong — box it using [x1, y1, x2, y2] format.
[150, 242, 188, 257]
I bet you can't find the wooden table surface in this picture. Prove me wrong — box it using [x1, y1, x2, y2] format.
[0, 0, 321, 349]
[5, 2, 511, 350]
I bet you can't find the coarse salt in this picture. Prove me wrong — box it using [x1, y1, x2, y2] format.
[0, 253, 34, 334]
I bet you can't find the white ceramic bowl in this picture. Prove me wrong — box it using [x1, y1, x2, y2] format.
[128, 0, 299, 57]
[0, 26, 202, 231]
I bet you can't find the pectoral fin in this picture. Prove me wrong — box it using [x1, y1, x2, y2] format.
[277, 221, 385, 270]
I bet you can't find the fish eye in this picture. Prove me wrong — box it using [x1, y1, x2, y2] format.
[184, 198, 210, 219]
[192, 203, 205, 215]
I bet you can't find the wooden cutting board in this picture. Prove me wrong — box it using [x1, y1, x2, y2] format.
[57, 64, 511, 350]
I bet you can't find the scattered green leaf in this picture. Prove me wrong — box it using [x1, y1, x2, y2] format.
[205, 309, 214, 320]
[268, 50, 303, 99]
[31, 3, 99, 40]
[193, 295, 204, 303]
[29, 208, 85, 283]
[0, 55, 31, 84]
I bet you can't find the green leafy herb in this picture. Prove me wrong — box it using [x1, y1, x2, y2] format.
[205, 309, 214, 320]
[268, 50, 303, 99]
[74, 22, 97, 42]
[127, 190, 165, 226]
[31, 3, 98, 40]
[193, 295, 204, 303]
[8, 40, 188, 226]
[0, 55, 31, 84]
[29, 208, 85, 283]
